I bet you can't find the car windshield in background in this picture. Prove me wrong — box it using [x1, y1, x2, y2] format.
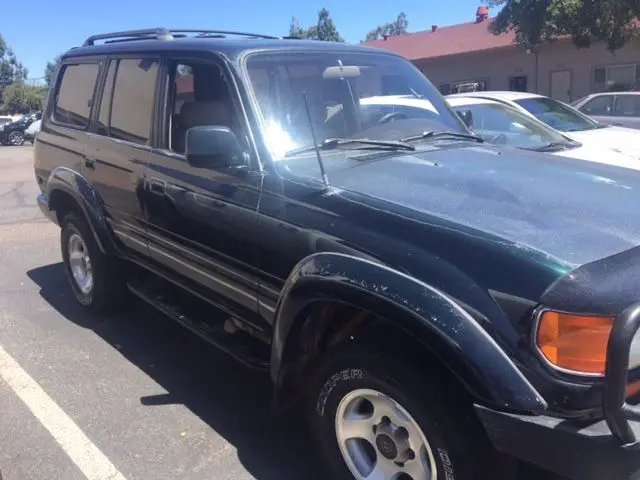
[244, 52, 467, 160]
[452, 101, 574, 151]
[515, 97, 605, 132]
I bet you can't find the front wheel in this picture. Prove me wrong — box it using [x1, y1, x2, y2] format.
[8, 131, 24, 146]
[308, 345, 484, 480]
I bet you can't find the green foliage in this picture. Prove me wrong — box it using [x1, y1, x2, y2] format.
[0, 35, 28, 92]
[2, 82, 45, 113]
[44, 54, 63, 88]
[365, 12, 409, 41]
[289, 8, 344, 42]
[489, 0, 640, 51]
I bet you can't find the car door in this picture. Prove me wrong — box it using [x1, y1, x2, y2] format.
[609, 95, 640, 129]
[83, 55, 160, 260]
[579, 94, 614, 124]
[143, 53, 265, 330]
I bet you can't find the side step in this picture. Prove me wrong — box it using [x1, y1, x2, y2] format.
[127, 275, 270, 371]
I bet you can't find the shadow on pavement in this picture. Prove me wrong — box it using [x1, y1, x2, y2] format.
[27, 262, 323, 480]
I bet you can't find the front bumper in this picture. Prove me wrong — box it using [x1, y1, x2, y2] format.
[476, 303, 640, 479]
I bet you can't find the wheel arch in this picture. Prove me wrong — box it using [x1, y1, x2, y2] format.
[271, 252, 547, 413]
[46, 167, 117, 255]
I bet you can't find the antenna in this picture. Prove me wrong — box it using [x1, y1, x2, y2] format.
[301, 92, 329, 188]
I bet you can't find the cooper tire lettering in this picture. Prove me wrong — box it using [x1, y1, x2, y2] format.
[316, 368, 363, 416]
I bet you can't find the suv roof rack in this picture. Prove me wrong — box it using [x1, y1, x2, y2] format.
[82, 28, 283, 46]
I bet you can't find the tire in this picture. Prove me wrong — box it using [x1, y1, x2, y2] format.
[8, 131, 24, 146]
[60, 211, 126, 314]
[308, 343, 486, 480]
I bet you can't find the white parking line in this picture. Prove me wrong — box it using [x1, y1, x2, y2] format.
[0, 345, 127, 480]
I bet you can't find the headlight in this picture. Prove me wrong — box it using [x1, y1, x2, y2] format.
[536, 310, 614, 375]
[536, 309, 640, 375]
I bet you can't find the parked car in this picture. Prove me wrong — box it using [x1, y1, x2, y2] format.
[446, 95, 640, 169]
[35, 28, 640, 480]
[572, 92, 640, 130]
[0, 112, 42, 146]
[24, 119, 42, 143]
[449, 91, 640, 159]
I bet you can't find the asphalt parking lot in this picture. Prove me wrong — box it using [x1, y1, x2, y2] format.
[0, 145, 559, 480]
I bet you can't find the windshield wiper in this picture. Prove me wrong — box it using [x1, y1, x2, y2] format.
[401, 131, 484, 143]
[284, 137, 415, 157]
[531, 141, 574, 152]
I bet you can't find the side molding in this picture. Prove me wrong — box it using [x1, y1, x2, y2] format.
[271, 252, 547, 413]
[46, 166, 117, 254]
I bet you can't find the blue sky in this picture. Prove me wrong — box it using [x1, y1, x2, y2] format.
[2, 0, 491, 80]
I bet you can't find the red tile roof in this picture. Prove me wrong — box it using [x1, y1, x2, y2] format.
[363, 18, 516, 61]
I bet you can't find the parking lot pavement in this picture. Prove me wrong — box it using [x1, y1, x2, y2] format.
[0, 145, 560, 480]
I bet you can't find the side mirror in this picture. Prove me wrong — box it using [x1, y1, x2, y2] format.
[457, 109, 473, 128]
[185, 125, 244, 169]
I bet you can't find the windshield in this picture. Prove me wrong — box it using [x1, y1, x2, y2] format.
[244, 51, 467, 160]
[451, 101, 573, 150]
[514, 97, 604, 132]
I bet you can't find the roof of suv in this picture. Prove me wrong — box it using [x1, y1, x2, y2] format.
[64, 28, 390, 62]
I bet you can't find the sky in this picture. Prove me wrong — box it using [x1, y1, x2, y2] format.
[1, 0, 492, 80]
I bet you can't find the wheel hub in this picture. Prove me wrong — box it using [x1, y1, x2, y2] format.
[67, 233, 93, 295]
[374, 417, 413, 463]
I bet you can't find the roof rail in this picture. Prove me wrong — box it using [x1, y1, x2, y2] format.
[172, 29, 280, 40]
[82, 28, 284, 46]
[82, 28, 174, 46]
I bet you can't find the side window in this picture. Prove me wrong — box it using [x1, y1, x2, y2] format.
[53, 63, 100, 128]
[110, 58, 159, 145]
[169, 61, 239, 155]
[581, 95, 613, 116]
[97, 60, 117, 136]
[613, 95, 640, 117]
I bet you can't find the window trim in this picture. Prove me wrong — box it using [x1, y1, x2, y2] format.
[49, 57, 103, 131]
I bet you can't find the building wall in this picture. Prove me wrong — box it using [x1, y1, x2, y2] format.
[413, 39, 640, 101]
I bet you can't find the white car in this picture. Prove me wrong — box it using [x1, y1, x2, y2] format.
[445, 96, 640, 169]
[447, 91, 640, 159]
[24, 119, 41, 142]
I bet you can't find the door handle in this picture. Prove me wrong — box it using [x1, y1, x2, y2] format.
[148, 178, 166, 195]
[84, 157, 96, 169]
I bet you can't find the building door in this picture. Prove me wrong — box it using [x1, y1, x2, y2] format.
[550, 70, 572, 103]
[509, 75, 528, 92]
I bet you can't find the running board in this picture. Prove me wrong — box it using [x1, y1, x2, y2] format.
[127, 277, 270, 371]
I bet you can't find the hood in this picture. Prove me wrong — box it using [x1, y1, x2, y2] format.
[329, 144, 640, 266]
[552, 142, 640, 170]
[565, 126, 640, 159]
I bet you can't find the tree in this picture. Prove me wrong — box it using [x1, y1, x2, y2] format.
[2, 82, 45, 113]
[488, 0, 640, 52]
[365, 12, 409, 41]
[44, 54, 63, 88]
[289, 8, 344, 42]
[0, 35, 28, 107]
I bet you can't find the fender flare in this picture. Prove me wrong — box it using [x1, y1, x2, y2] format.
[46, 166, 117, 255]
[271, 252, 547, 413]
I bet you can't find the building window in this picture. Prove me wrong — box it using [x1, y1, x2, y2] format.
[439, 79, 488, 95]
[594, 64, 640, 92]
[509, 75, 528, 92]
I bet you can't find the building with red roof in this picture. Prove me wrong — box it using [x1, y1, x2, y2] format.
[364, 6, 640, 103]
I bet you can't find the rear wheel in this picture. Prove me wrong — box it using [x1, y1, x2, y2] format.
[308, 344, 485, 480]
[8, 131, 24, 146]
[60, 211, 127, 314]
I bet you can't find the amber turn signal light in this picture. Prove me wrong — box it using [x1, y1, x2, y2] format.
[536, 311, 615, 375]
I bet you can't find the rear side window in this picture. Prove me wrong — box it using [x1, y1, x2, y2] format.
[109, 58, 159, 145]
[53, 63, 100, 128]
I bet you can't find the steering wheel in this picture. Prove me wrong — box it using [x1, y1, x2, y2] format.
[376, 112, 409, 125]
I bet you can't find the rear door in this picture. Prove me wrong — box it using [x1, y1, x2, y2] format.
[84, 55, 160, 260]
[610, 95, 640, 129]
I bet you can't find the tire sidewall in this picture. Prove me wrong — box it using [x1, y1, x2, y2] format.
[61, 214, 96, 307]
[309, 352, 471, 480]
